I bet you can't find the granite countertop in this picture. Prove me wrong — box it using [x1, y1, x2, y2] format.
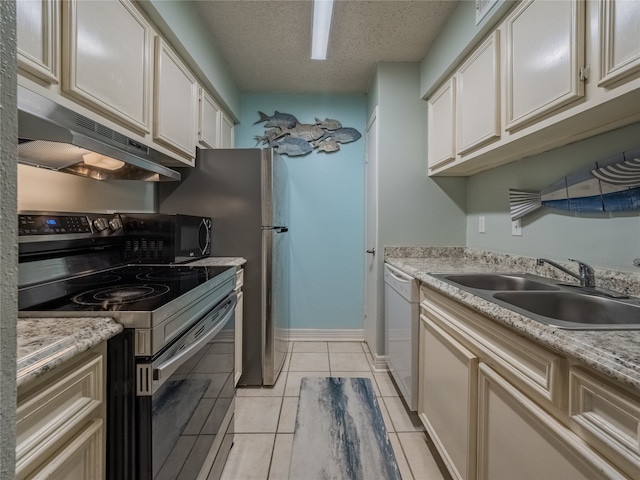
[17, 317, 122, 388]
[385, 247, 640, 392]
[188, 256, 247, 267]
[16, 257, 246, 388]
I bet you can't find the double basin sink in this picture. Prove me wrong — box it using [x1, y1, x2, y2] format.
[432, 273, 640, 329]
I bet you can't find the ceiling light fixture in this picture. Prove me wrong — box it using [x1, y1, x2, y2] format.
[311, 0, 334, 60]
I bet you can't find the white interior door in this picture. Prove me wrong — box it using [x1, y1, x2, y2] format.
[364, 108, 379, 352]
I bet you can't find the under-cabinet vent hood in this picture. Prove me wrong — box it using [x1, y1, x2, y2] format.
[17, 86, 180, 182]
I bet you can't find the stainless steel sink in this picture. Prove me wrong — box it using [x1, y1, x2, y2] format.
[442, 274, 560, 291]
[493, 291, 640, 328]
[431, 272, 640, 330]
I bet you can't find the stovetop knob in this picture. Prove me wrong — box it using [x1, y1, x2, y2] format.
[109, 217, 123, 231]
[93, 217, 109, 232]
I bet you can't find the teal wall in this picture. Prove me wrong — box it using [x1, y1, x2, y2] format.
[466, 122, 640, 271]
[237, 94, 367, 330]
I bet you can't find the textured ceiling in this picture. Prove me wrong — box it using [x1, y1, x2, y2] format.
[193, 0, 460, 94]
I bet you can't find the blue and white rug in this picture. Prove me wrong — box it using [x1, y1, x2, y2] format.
[290, 377, 402, 480]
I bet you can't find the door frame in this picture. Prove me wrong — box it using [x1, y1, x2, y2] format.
[364, 107, 379, 355]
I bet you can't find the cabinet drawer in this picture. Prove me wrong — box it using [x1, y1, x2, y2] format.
[569, 366, 640, 475]
[420, 286, 563, 407]
[16, 353, 103, 474]
[25, 419, 104, 480]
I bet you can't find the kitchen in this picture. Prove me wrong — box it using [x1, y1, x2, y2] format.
[2, 0, 640, 479]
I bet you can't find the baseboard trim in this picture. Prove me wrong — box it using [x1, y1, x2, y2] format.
[288, 329, 364, 342]
[371, 353, 389, 372]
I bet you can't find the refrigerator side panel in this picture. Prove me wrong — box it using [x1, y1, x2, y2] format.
[158, 149, 265, 385]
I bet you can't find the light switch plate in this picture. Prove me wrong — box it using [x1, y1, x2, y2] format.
[478, 216, 486, 233]
[512, 219, 522, 236]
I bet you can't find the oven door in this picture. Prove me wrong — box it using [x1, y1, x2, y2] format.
[136, 292, 236, 480]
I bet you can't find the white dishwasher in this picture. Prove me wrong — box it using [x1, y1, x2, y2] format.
[384, 263, 419, 411]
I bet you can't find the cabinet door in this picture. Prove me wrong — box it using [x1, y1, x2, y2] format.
[221, 111, 235, 149]
[199, 87, 221, 149]
[477, 364, 626, 480]
[598, 0, 640, 87]
[456, 31, 500, 155]
[17, 0, 59, 84]
[427, 77, 456, 170]
[504, 0, 585, 131]
[62, 0, 152, 133]
[153, 36, 198, 161]
[419, 314, 478, 480]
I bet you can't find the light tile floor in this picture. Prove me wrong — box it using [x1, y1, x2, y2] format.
[219, 341, 449, 480]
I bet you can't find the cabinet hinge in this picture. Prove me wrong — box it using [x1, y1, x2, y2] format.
[579, 65, 590, 82]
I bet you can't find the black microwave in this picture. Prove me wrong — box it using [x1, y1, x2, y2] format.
[119, 213, 211, 264]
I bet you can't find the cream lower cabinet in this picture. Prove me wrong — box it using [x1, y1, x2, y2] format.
[419, 313, 478, 480]
[418, 285, 637, 480]
[16, 343, 106, 480]
[477, 364, 625, 480]
[234, 267, 244, 385]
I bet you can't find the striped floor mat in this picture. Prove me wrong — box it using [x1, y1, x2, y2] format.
[289, 377, 402, 480]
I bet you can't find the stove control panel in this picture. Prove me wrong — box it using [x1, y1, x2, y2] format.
[18, 213, 123, 236]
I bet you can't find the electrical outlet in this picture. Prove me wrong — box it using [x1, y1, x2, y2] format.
[478, 216, 486, 233]
[512, 219, 522, 236]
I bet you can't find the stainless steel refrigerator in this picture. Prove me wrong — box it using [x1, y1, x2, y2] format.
[158, 148, 290, 386]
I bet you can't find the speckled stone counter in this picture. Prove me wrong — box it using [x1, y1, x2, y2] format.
[187, 256, 247, 268]
[17, 317, 122, 388]
[385, 247, 640, 392]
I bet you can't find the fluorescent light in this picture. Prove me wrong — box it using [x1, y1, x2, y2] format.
[311, 0, 334, 60]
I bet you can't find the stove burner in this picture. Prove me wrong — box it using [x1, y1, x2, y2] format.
[72, 284, 170, 306]
[65, 273, 122, 286]
[136, 268, 206, 282]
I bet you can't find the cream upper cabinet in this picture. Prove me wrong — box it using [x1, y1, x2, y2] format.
[153, 36, 198, 162]
[504, 0, 585, 131]
[598, 0, 640, 87]
[61, 0, 152, 134]
[198, 87, 221, 149]
[17, 0, 59, 84]
[221, 111, 235, 149]
[427, 77, 456, 170]
[456, 30, 500, 155]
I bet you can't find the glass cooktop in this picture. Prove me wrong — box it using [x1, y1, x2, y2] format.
[19, 265, 234, 312]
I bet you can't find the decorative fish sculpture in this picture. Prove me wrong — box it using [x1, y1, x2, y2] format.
[315, 138, 341, 153]
[509, 147, 640, 221]
[275, 124, 325, 142]
[316, 127, 362, 144]
[254, 127, 282, 146]
[254, 111, 298, 129]
[274, 137, 313, 156]
[314, 117, 342, 130]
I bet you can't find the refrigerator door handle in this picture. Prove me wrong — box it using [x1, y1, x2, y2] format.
[262, 226, 288, 233]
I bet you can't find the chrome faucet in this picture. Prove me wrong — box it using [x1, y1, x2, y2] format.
[536, 258, 596, 288]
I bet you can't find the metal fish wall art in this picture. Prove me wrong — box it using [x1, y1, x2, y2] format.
[509, 146, 640, 221]
[254, 111, 361, 156]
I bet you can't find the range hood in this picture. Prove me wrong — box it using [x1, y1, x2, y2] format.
[17, 86, 180, 182]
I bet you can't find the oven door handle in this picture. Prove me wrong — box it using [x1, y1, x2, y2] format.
[152, 294, 237, 387]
